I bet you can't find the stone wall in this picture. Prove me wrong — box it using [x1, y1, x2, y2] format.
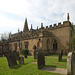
[48, 21, 73, 53]
[9, 20, 73, 55]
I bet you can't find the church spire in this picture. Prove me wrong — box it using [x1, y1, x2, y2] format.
[23, 18, 29, 32]
[67, 13, 70, 21]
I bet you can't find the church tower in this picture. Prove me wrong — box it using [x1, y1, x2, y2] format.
[23, 18, 29, 32]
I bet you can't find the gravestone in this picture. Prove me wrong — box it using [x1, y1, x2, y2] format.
[36, 52, 45, 69]
[67, 52, 72, 75]
[13, 51, 19, 60]
[58, 50, 63, 61]
[71, 52, 75, 75]
[34, 50, 39, 59]
[19, 56, 24, 64]
[67, 52, 75, 75]
[5, 53, 17, 68]
[24, 55, 27, 58]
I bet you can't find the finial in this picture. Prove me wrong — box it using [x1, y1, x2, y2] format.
[31, 24, 33, 30]
[67, 13, 70, 21]
[37, 26, 38, 30]
[9, 32, 11, 38]
[18, 28, 20, 32]
[41, 23, 43, 28]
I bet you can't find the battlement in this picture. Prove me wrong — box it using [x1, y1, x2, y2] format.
[38, 21, 72, 30]
[10, 13, 73, 42]
[58, 22, 62, 27]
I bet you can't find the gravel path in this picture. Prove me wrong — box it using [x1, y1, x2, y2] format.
[41, 66, 67, 75]
[32, 61, 67, 75]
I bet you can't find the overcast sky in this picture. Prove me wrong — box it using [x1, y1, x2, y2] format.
[0, 0, 75, 35]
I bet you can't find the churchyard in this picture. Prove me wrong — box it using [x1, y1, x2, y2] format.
[0, 54, 67, 75]
[0, 12, 74, 75]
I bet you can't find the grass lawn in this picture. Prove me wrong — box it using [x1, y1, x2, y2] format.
[45, 55, 67, 68]
[0, 55, 67, 75]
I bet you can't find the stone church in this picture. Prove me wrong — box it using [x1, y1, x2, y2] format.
[8, 13, 73, 55]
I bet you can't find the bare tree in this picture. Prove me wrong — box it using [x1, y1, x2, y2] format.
[1, 32, 11, 40]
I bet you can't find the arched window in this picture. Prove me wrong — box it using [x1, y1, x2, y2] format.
[53, 40, 57, 51]
[47, 39, 50, 50]
[24, 42, 29, 49]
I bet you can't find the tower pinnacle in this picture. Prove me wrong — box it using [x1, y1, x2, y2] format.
[23, 18, 29, 32]
[37, 26, 38, 30]
[67, 13, 70, 21]
[18, 28, 20, 33]
[31, 24, 33, 30]
[41, 23, 43, 28]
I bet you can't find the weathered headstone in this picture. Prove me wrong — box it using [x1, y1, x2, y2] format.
[19, 56, 24, 64]
[71, 52, 75, 75]
[58, 50, 63, 61]
[36, 52, 45, 69]
[67, 52, 75, 75]
[5, 53, 17, 68]
[13, 51, 19, 60]
[67, 52, 72, 75]
[34, 50, 39, 59]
